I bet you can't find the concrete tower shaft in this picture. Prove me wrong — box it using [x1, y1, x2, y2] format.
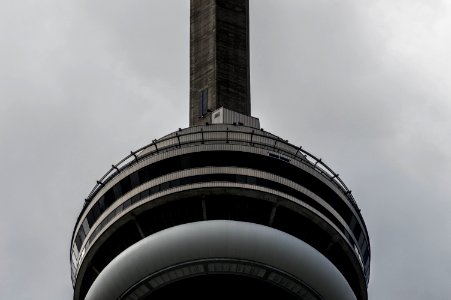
[190, 0, 251, 126]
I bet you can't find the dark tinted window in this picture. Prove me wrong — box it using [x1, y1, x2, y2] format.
[161, 182, 170, 191]
[138, 168, 150, 183]
[130, 172, 140, 188]
[131, 194, 140, 204]
[171, 178, 181, 187]
[98, 196, 105, 211]
[87, 211, 95, 227]
[150, 185, 160, 195]
[236, 175, 246, 183]
[141, 189, 149, 199]
[120, 177, 132, 195]
[75, 235, 83, 249]
[113, 184, 122, 199]
[92, 203, 101, 220]
[103, 190, 115, 209]
[199, 89, 208, 116]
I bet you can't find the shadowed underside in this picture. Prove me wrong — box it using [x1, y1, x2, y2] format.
[146, 274, 298, 299]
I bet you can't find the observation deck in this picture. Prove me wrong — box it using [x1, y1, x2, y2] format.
[70, 124, 370, 300]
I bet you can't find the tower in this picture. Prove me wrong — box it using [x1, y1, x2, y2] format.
[70, 1, 370, 299]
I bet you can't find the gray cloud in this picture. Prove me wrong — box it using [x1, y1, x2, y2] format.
[0, 1, 450, 299]
[250, 2, 451, 299]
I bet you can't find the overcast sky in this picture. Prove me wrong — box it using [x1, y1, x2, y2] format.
[1, 0, 450, 299]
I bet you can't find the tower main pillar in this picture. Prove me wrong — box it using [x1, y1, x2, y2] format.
[190, 0, 251, 126]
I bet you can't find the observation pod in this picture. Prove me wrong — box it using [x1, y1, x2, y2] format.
[70, 1, 370, 299]
[70, 122, 370, 300]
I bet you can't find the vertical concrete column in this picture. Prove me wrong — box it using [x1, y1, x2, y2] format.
[190, 0, 251, 126]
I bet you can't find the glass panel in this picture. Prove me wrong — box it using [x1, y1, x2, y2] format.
[131, 194, 140, 204]
[78, 228, 85, 244]
[92, 203, 101, 220]
[150, 185, 160, 195]
[246, 176, 257, 185]
[198, 91, 203, 117]
[103, 190, 115, 209]
[75, 234, 82, 250]
[358, 231, 365, 248]
[82, 219, 90, 236]
[86, 211, 95, 227]
[138, 167, 150, 183]
[98, 196, 105, 212]
[349, 216, 357, 231]
[352, 223, 361, 242]
[160, 182, 170, 191]
[361, 239, 368, 257]
[123, 199, 132, 210]
[171, 178, 181, 187]
[141, 189, 150, 199]
[113, 184, 122, 199]
[203, 90, 208, 115]
[236, 175, 246, 183]
[197, 89, 209, 117]
[364, 256, 370, 267]
[120, 177, 132, 195]
[130, 172, 140, 188]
